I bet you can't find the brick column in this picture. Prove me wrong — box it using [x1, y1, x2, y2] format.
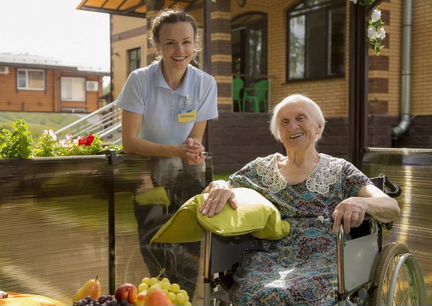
[210, 0, 232, 112]
[368, 5, 391, 115]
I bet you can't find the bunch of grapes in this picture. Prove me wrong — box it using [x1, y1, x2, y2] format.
[72, 295, 132, 306]
[139, 276, 191, 306]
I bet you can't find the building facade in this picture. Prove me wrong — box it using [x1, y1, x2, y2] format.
[97, 0, 431, 171]
[0, 53, 108, 113]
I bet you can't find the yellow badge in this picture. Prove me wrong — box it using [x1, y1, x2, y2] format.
[177, 109, 197, 123]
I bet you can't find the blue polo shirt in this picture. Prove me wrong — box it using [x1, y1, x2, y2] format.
[117, 60, 218, 145]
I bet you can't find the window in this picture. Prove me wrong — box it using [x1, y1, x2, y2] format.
[287, 0, 345, 81]
[17, 69, 45, 90]
[61, 77, 86, 102]
[232, 13, 268, 78]
[128, 48, 141, 74]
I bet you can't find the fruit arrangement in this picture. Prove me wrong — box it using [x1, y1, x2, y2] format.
[136, 275, 190, 306]
[72, 272, 191, 306]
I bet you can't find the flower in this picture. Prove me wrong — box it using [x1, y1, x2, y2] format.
[351, 2, 386, 55]
[78, 134, 96, 147]
[59, 134, 73, 148]
[371, 8, 381, 22]
[368, 26, 385, 41]
[43, 129, 57, 141]
[34, 132, 105, 157]
[377, 27, 385, 40]
[368, 7, 385, 54]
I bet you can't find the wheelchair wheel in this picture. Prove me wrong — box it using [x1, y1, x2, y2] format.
[369, 243, 427, 306]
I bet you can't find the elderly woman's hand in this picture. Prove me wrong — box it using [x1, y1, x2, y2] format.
[332, 197, 368, 234]
[199, 182, 238, 217]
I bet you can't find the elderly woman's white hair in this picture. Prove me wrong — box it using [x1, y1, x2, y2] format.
[269, 94, 326, 142]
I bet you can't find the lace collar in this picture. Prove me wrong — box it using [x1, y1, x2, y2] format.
[256, 153, 344, 195]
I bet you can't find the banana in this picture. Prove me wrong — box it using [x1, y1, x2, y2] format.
[0, 293, 65, 306]
[72, 276, 101, 303]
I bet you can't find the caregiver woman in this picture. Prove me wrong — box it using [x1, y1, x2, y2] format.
[117, 9, 218, 162]
[116, 9, 218, 298]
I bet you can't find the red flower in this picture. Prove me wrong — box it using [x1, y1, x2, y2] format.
[78, 134, 95, 146]
[78, 136, 86, 146]
[85, 134, 95, 146]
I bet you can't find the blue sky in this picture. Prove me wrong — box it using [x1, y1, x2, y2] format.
[0, 0, 110, 72]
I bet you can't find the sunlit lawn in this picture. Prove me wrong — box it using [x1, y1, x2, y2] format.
[0, 111, 81, 139]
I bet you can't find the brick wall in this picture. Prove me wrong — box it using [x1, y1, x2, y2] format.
[208, 113, 432, 173]
[208, 113, 353, 173]
[0, 68, 53, 112]
[230, 0, 350, 118]
[411, 0, 432, 115]
[0, 66, 104, 113]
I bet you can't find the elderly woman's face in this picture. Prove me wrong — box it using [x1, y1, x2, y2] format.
[277, 103, 320, 151]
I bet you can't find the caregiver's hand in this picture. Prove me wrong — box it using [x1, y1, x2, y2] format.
[200, 185, 238, 218]
[183, 138, 205, 165]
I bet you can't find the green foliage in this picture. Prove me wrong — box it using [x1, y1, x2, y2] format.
[0, 119, 33, 159]
[33, 129, 58, 157]
[34, 132, 106, 157]
[368, 14, 385, 55]
[1, 119, 121, 159]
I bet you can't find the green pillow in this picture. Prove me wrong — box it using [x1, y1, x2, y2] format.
[134, 186, 170, 206]
[151, 188, 290, 244]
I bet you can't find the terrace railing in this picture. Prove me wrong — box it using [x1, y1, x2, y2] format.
[55, 101, 122, 144]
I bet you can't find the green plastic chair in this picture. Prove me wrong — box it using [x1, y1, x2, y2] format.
[232, 77, 244, 111]
[242, 79, 268, 112]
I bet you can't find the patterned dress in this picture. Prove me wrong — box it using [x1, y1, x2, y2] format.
[228, 153, 371, 306]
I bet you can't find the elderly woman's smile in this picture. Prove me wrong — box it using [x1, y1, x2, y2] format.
[289, 133, 304, 139]
[277, 103, 321, 150]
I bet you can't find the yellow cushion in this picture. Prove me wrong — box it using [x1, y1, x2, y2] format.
[134, 186, 170, 206]
[151, 188, 290, 243]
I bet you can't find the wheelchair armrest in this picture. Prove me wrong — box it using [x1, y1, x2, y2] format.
[370, 175, 402, 198]
[369, 175, 399, 230]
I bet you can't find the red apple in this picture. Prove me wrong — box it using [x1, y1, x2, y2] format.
[115, 283, 137, 304]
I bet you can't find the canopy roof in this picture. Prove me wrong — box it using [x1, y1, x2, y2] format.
[77, 0, 195, 17]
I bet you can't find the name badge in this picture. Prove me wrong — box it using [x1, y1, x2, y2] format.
[177, 109, 197, 123]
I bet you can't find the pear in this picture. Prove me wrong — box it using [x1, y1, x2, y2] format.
[143, 287, 174, 306]
[72, 276, 101, 303]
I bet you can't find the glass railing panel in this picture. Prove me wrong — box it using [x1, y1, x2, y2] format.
[362, 148, 432, 293]
[0, 156, 110, 303]
[113, 155, 213, 306]
[0, 154, 213, 305]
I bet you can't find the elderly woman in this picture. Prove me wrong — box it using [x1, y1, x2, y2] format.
[200, 94, 400, 306]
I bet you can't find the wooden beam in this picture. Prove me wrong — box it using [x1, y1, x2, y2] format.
[348, 1, 368, 167]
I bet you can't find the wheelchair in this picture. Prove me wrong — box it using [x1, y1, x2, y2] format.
[202, 176, 428, 306]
